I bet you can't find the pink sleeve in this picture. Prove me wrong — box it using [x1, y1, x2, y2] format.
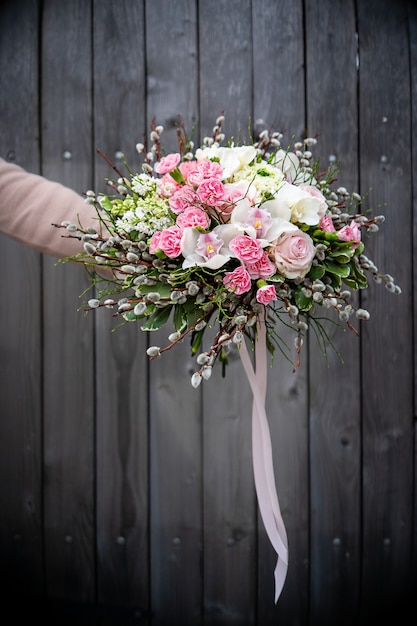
[0, 157, 100, 258]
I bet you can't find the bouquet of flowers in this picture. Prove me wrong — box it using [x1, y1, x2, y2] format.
[56, 114, 400, 385]
[54, 114, 400, 602]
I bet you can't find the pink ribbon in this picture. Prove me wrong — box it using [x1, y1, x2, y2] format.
[239, 313, 288, 603]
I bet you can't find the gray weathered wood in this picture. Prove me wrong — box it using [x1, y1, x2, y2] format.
[41, 1, 96, 620]
[92, 1, 150, 622]
[145, 1, 202, 624]
[0, 0, 416, 623]
[0, 0, 44, 608]
[252, 1, 309, 624]
[199, 2, 257, 622]
[306, 1, 361, 624]
[358, 0, 414, 620]
[410, 0, 417, 602]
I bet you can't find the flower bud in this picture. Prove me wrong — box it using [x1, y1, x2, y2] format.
[134, 302, 146, 315]
[191, 372, 202, 388]
[356, 308, 370, 320]
[146, 346, 161, 357]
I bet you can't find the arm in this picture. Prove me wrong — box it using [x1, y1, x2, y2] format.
[0, 157, 100, 258]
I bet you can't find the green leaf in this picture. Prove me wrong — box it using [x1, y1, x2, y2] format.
[329, 247, 355, 262]
[140, 305, 172, 331]
[323, 260, 351, 278]
[139, 282, 172, 298]
[99, 196, 113, 212]
[191, 328, 205, 355]
[295, 286, 313, 312]
[169, 168, 186, 184]
[308, 264, 325, 281]
[173, 304, 187, 333]
[343, 261, 368, 289]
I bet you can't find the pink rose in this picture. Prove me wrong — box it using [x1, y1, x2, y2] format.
[245, 252, 276, 279]
[229, 235, 264, 263]
[149, 231, 162, 255]
[169, 186, 199, 214]
[319, 214, 336, 232]
[338, 220, 361, 248]
[272, 230, 315, 279]
[154, 153, 181, 174]
[176, 207, 210, 229]
[157, 226, 183, 258]
[256, 284, 277, 305]
[197, 178, 226, 206]
[223, 265, 252, 295]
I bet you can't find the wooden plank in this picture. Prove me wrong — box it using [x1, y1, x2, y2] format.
[198, 2, 256, 623]
[256, 0, 307, 610]
[40, 1, 96, 621]
[305, 1, 362, 623]
[0, 0, 44, 614]
[410, 0, 417, 606]
[199, 0, 253, 144]
[357, 0, 414, 620]
[92, 1, 150, 622]
[144, 1, 202, 624]
[252, 1, 309, 623]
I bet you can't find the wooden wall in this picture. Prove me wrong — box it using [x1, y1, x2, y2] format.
[0, 0, 416, 624]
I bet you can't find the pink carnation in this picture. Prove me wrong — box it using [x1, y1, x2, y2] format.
[149, 231, 162, 255]
[319, 214, 336, 232]
[245, 252, 276, 279]
[179, 160, 199, 182]
[229, 235, 264, 263]
[338, 220, 361, 248]
[157, 226, 183, 258]
[176, 207, 210, 229]
[197, 178, 226, 206]
[223, 265, 252, 295]
[154, 153, 181, 175]
[188, 160, 223, 186]
[256, 284, 277, 305]
[169, 186, 199, 214]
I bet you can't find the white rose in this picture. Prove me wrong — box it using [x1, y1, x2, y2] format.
[275, 181, 322, 226]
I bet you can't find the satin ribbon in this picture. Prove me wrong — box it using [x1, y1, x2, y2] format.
[239, 313, 288, 603]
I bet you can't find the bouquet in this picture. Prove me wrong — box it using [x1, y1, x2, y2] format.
[55, 114, 400, 384]
[54, 114, 400, 602]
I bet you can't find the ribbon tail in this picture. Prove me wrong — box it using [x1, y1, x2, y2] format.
[240, 317, 288, 603]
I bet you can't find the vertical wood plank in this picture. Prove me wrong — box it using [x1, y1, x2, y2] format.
[410, 0, 417, 606]
[199, 2, 256, 623]
[0, 0, 44, 614]
[357, 0, 414, 620]
[199, 0, 253, 143]
[305, 1, 362, 624]
[41, 1, 96, 621]
[145, 1, 202, 624]
[252, 1, 309, 624]
[92, 1, 150, 622]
